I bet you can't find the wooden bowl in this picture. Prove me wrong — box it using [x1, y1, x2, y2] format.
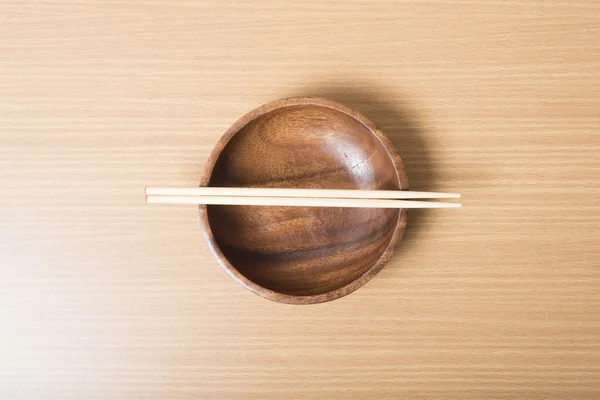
[199, 97, 409, 304]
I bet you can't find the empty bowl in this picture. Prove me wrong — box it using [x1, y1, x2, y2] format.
[199, 97, 409, 304]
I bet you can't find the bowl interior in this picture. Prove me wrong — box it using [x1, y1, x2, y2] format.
[204, 102, 404, 300]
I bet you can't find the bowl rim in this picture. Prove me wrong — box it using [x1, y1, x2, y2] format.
[198, 96, 409, 304]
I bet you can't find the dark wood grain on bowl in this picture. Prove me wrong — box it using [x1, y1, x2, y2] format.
[199, 97, 409, 304]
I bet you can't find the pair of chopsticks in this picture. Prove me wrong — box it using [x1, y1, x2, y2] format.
[145, 187, 461, 209]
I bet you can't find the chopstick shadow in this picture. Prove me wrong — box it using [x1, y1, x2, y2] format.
[288, 83, 438, 259]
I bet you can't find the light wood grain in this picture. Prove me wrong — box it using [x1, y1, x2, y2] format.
[144, 187, 461, 199]
[1, 1, 600, 399]
[146, 195, 460, 208]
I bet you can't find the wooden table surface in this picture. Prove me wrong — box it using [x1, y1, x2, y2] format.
[2, 1, 600, 398]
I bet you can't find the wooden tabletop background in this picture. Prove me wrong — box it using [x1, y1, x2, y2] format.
[2, 1, 600, 398]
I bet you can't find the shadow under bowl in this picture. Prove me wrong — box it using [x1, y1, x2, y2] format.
[199, 97, 409, 304]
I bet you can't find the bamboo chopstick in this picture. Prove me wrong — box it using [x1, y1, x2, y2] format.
[145, 195, 461, 209]
[145, 187, 460, 199]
